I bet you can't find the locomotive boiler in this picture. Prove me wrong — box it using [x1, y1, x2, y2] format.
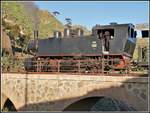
[25, 23, 137, 74]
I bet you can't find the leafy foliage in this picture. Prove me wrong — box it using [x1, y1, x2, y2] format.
[2, 1, 64, 56]
[2, 54, 25, 72]
[1, 55, 13, 72]
[2, 2, 34, 35]
[2, 2, 64, 39]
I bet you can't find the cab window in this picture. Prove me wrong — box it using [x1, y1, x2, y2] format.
[128, 27, 136, 38]
[142, 30, 149, 38]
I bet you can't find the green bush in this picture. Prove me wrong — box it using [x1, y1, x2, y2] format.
[1, 55, 13, 72]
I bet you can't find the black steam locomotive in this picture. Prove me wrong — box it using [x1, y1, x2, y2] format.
[25, 23, 137, 73]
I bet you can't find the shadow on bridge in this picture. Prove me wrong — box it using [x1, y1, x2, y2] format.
[2, 76, 148, 111]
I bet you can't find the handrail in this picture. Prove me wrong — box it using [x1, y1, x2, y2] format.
[2, 58, 130, 75]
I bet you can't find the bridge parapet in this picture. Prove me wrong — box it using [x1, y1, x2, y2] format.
[1, 73, 149, 111]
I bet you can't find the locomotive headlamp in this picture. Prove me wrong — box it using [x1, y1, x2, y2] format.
[91, 41, 97, 48]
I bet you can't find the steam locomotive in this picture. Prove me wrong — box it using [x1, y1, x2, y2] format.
[25, 23, 137, 73]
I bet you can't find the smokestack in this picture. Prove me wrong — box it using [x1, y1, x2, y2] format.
[36, 30, 39, 39]
[34, 30, 39, 51]
[36, 30, 38, 50]
[34, 30, 38, 39]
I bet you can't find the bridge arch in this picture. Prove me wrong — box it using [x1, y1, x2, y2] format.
[62, 82, 143, 111]
[63, 96, 135, 111]
[1, 93, 17, 111]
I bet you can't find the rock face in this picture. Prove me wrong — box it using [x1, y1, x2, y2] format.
[1, 26, 13, 56]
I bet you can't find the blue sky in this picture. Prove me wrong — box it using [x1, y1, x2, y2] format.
[35, 1, 149, 30]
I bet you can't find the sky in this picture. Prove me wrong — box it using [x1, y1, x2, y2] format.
[35, 1, 149, 30]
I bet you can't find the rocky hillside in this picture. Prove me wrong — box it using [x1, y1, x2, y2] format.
[2, 2, 34, 37]
[72, 25, 91, 36]
[1, 26, 13, 56]
[39, 10, 64, 38]
[2, 2, 64, 38]
[1, 1, 64, 57]
[1, 2, 91, 57]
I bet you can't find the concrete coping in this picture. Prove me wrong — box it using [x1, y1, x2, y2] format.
[1, 73, 148, 83]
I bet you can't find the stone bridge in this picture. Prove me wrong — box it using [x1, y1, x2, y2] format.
[1, 73, 149, 111]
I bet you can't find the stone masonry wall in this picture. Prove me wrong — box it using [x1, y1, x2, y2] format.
[1, 73, 149, 111]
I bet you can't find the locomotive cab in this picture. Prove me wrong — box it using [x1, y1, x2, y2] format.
[92, 23, 136, 56]
[92, 23, 137, 71]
